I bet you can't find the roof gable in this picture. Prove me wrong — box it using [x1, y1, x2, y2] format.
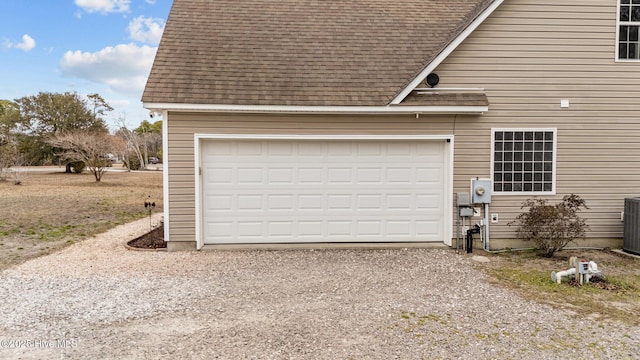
[143, 0, 498, 107]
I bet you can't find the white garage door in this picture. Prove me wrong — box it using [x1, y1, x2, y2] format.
[200, 138, 449, 245]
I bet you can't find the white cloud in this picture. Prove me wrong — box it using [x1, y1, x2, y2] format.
[74, 0, 130, 14]
[4, 34, 36, 51]
[128, 16, 165, 45]
[145, 0, 157, 4]
[16, 34, 36, 51]
[60, 43, 157, 95]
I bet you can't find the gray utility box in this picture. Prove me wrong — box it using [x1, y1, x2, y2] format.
[624, 197, 640, 255]
[471, 179, 492, 204]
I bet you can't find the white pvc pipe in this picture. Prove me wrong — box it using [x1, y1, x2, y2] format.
[483, 203, 490, 251]
[551, 261, 601, 284]
[551, 268, 576, 284]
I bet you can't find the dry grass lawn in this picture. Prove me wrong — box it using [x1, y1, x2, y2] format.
[477, 249, 640, 326]
[0, 168, 163, 270]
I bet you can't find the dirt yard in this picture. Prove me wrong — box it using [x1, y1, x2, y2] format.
[0, 168, 163, 270]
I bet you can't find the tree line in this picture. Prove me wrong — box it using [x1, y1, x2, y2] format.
[0, 91, 162, 182]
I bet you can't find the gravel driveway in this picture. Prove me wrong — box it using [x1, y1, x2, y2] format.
[0, 215, 638, 359]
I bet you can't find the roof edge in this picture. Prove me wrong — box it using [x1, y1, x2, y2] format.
[389, 0, 504, 105]
[143, 103, 488, 115]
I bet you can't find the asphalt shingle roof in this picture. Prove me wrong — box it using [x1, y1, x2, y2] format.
[142, 0, 495, 107]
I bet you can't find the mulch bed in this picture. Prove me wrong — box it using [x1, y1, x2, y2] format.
[126, 224, 166, 249]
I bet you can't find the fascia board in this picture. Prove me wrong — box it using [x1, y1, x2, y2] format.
[144, 103, 488, 114]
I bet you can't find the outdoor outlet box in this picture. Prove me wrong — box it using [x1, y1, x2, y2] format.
[491, 213, 499, 223]
[578, 261, 589, 274]
[459, 207, 474, 217]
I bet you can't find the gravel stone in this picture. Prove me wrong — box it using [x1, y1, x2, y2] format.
[0, 214, 638, 359]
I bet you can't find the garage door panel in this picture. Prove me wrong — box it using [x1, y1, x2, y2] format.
[206, 141, 234, 155]
[299, 221, 323, 237]
[327, 168, 353, 183]
[267, 195, 294, 210]
[204, 218, 444, 243]
[327, 194, 352, 210]
[416, 221, 441, 237]
[298, 195, 323, 210]
[238, 221, 262, 237]
[208, 222, 233, 239]
[328, 143, 353, 156]
[357, 143, 383, 156]
[387, 194, 411, 210]
[207, 191, 443, 213]
[299, 168, 324, 183]
[201, 139, 448, 244]
[237, 142, 262, 155]
[208, 195, 233, 211]
[416, 194, 443, 209]
[237, 168, 263, 184]
[208, 168, 233, 184]
[357, 220, 382, 236]
[356, 194, 382, 209]
[268, 222, 294, 237]
[356, 168, 382, 184]
[387, 167, 413, 184]
[387, 221, 411, 236]
[298, 142, 324, 156]
[387, 143, 413, 156]
[416, 166, 444, 183]
[267, 142, 294, 155]
[237, 195, 262, 211]
[267, 168, 294, 183]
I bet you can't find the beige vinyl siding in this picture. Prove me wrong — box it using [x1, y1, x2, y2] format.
[165, 113, 463, 243]
[435, 0, 639, 242]
[164, 0, 637, 247]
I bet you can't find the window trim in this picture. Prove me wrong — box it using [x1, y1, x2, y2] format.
[490, 128, 557, 196]
[616, 0, 640, 62]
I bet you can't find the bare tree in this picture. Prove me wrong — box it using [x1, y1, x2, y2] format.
[48, 131, 122, 182]
[6, 152, 30, 185]
[0, 100, 20, 180]
[115, 117, 146, 170]
[0, 145, 14, 181]
[134, 119, 162, 163]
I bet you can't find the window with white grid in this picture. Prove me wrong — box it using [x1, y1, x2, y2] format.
[491, 129, 556, 195]
[618, 0, 640, 60]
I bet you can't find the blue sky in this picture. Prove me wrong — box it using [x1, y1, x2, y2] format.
[0, 0, 172, 130]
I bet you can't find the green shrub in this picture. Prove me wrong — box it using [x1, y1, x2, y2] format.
[123, 153, 141, 170]
[70, 161, 85, 173]
[508, 194, 590, 257]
